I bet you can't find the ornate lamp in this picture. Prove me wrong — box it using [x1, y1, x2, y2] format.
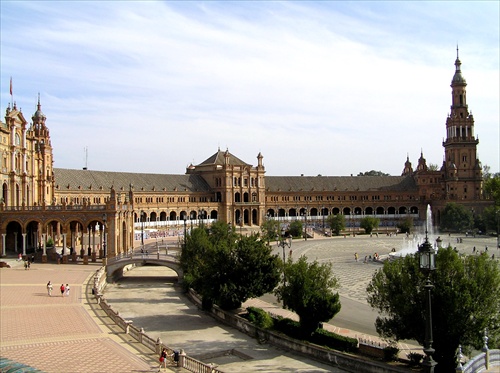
[418, 231, 437, 373]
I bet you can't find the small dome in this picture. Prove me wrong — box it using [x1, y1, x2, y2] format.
[32, 97, 46, 121]
[451, 57, 466, 85]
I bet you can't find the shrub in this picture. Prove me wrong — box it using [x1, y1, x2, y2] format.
[246, 307, 274, 329]
[46, 237, 54, 247]
[311, 328, 358, 352]
[383, 345, 400, 361]
[274, 317, 302, 339]
[407, 352, 424, 366]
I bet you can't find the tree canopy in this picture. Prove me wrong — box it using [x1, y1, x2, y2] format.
[366, 247, 500, 372]
[440, 202, 474, 232]
[327, 214, 345, 236]
[357, 170, 390, 176]
[181, 221, 281, 310]
[261, 218, 280, 244]
[483, 172, 500, 206]
[480, 171, 499, 236]
[397, 217, 413, 234]
[275, 255, 341, 336]
[289, 220, 303, 238]
[360, 216, 380, 234]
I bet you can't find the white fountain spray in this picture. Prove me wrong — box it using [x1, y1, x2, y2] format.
[390, 204, 438, 258]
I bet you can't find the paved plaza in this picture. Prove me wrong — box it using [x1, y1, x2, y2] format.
[1, 232, 498, 372]
[0, 259, 168, 373]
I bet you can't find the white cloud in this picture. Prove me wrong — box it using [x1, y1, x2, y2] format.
[1, 1, 498, 175]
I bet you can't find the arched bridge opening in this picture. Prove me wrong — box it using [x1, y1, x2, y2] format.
[106, 256, 183, 283]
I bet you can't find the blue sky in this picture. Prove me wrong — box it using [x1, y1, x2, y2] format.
[1, 1, 499, 175]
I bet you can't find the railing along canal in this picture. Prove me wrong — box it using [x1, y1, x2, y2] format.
[92, 266, 224, 373]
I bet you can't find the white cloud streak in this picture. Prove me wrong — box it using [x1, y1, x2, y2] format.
[1, 1, 498, 175]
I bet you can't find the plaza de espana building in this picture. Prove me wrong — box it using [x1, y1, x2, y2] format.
[0, 54, 493, 261]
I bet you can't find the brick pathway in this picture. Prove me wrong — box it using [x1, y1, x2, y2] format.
[0, 260, 172, 373]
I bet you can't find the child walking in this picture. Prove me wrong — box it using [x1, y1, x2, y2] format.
[158, 347, 167, 371]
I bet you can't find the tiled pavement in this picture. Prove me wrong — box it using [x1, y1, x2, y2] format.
[2, 233, 498, 372]
[0, 259, 174, 373]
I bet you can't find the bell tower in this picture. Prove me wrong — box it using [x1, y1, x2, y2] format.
[30, 95, 55, 206]
[442, 48, 482, 200]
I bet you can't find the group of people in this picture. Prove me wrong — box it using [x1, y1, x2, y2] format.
[472, 245, 496, 260]
[354, 252, 380, 263]
[158, 348, 179, 371]
[46, 281, 70, 297]
[18, 253, 36, 270]
[362, 253, 380, 263]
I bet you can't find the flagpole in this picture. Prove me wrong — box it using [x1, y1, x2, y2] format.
[10, 77, 13, 108]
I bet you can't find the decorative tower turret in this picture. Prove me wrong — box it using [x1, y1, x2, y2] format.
[29, 95, 55, 206]
[442, 49, 482, 200]
[402, 154, 413, 176]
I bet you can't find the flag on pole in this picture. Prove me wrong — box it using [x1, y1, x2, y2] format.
[10, 77, 12, 96]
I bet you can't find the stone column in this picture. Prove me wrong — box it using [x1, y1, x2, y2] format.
[22, 233, 27, 257]
[71, 231, 77, 262]
[62, 233, 68, 264]
[1, 234, 6, 257]
[99, 226, 103, 259]
[83, 227, 89, 264]
[42, 233, 47, 263]
[91, 224, 97, 262]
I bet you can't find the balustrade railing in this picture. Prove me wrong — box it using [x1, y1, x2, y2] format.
[92, 267, 224, 373]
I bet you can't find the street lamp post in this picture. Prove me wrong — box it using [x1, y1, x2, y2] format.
[496, 210, 500, 249]
[418, 231, 437, 373]
[277, 232, 292, 299]
[140, 211, 145, 251]
[303, 208, 308, 241]
[102, 213, 107, 261]
[183, 215, 187, 250]
[198, 209, 205, 228]
[322, 206, 325, 231]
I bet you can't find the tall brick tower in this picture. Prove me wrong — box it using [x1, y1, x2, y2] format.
[442, 48, 483, 201]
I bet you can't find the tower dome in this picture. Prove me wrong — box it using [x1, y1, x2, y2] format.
[451, 49, 466, 85]
[32, 94, 46, 123]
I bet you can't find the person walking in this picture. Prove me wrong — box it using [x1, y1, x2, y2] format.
[158, 347, 168, 371]
[60, 284, 65, 297]
[65, 284, 70, 297]
[354, 252, 358, 262]
[47, 281, 53, 296]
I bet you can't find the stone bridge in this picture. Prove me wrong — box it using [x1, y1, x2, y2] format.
[105, 252, 183, 282]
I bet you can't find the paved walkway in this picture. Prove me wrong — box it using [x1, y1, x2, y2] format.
[0, 258, 179, 373]
[1, 233, 497, 372]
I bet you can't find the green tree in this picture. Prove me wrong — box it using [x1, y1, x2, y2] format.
[327, 214, 345, 236]
[360, 216, 380, 234]
[261, 218, 280, 244]
[366, 247, 500, 372]
[440, 202, 474, 232]
[289, 220, 303, 238]
[480, 171, 499, 237]
[482, 205, 500, 236]
[428, 163, 439, 171]
[275, 255, 341, 337]
[357, 170, 390, 176]
[181, 221, 281, 310]
[483, 172, 500, 205]
[397, 217, 413, 234]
